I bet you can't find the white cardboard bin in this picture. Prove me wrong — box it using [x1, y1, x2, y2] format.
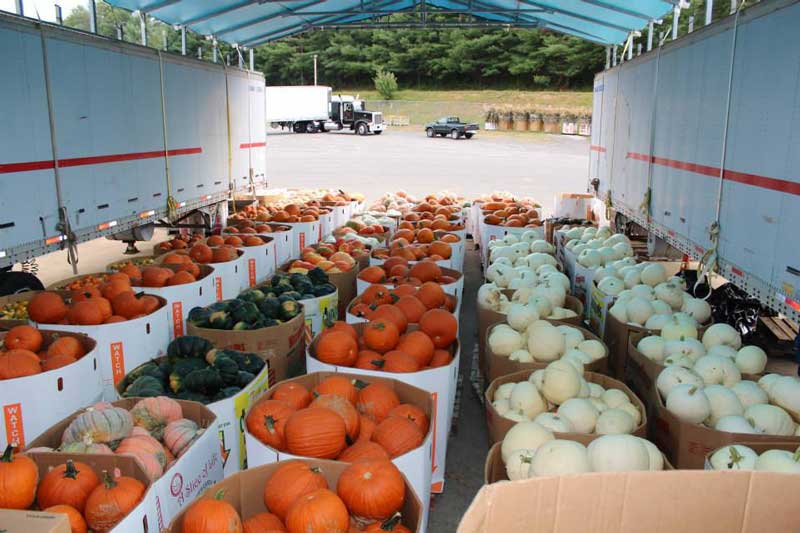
[138, 265, 216, 340]
[208, 252, 247, 301]
[300, 290, 339, 344]
[283, 220, 320, 258]
[319, 211, 335, 240]
[237, 236, 277, 290]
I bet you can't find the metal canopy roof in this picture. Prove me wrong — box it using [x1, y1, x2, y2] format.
[106, 0, 676, 46]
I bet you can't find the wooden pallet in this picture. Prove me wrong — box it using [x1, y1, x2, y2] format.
[760, 316, 799, 342]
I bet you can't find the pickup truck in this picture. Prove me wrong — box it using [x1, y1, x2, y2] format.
[425, 117, 479, 139]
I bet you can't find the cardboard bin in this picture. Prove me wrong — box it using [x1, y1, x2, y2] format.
[236, 235, 277, 290]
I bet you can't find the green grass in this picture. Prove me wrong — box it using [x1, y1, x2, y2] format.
[337, 89, 592, 126]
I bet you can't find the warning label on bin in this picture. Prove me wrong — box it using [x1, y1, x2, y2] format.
[3, 403, 25, 448]
[110, 342, 125, 385]
[172, 302, 184, 337]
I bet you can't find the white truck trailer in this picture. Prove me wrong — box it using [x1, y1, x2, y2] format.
[0, 12, 266, 292]
[266, 85, 332, 133]
[591, 0, 800, 323]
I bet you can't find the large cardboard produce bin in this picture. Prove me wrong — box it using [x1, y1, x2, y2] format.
[188, 311, 306, 383]
[28, 398, 223, 528]
[142, 265, 216, 341]
[704, 441, 800, 469]
[476, 293, 583, 382]
[118, 357, 272, 477]
[280, 260, 357, 321]
[483, 440, 673, 484]
[318, 210, 335, 239]
[244, 372, 434, 531]
[484, 317, 603, 383]
[356, 267, 464, 315]
[166, 458, 424, 533]
[652, 386, 800, 469]
[208, 249, 247, 301]
[24, 452, 159, 533]
[306, 325, 459, 494]
[266, 224, 293, 268]
[0, 331, 100, 449]
[237, 235, 277, 290]
[284, 220, 321, 257]
[34, 297, 170, 400]
[459, 470, 800, 533]
[484, 370, 647, 445]
[345, 293, 460, 326]
[480, 222, 542, 267]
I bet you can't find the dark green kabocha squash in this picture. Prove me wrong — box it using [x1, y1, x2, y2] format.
[123, 376, 165, 397]
[184, 368, 223, 395]
[258, 296, 281, 319]
[212, 386, 242, 402]
[307, 267, 329, 286]
[278, 291, 302, 303]
[280, 300, 302, 321]
[175, 390, 209, 403]
[208, 310, 233, 330]
[186, 306, 212, 327]
[312, 283, 336, 297]
[167, 336, 213, 363]
[237, 370, 256, 387]
[213, 355, 240, 385]
[231, 301, 260, 324]
[238, 289, 265, 304]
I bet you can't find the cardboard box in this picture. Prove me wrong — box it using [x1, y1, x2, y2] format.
[279, 260, 357, 320]
[24, 452, 158, 533]
[651, 385, 800, 469]
[477, 295, 585, 384]
[553, 193, 595, 219]
[283, 220, 321, 257]
[485, 320, 608, 382]
[0, 291, 38, 329]
[265, 224, 294, 268]
[484, 370, 647, 445]
[306, 325, 459, 494]
[36, 297, 171, 400]
[356, 268, 464, 317]
[483, 440, 673, 484]
[28, 398, 223, 528]
[461, 469, 800, 533]
[321, 201, 349, 228]
[187, 311, 306, 383]
[167, 458, 424, 533]
[237, 236, 277, 290]
[0, 509, 71, 533]
[244, 372, 434, 529]
[1, 331, 100, 449]
[117, 356, 272, 477]
[479, 223, 533, 268]
[704, 441, 800, 469]
[208, 250, 247, 301]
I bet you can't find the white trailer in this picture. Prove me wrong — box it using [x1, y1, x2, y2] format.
[0, 13, 266, 290]
[266, 85, 331, 133]
[591, 0, 800, 323]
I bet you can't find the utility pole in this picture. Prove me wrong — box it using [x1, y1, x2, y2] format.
[14, 0, 23, 16]
[140, 12, 148, 46]
[55, 5, 63, 24]
[249, 49, 254, 71]
[89, 0, 97, 33]
[706, 0, 714, 25]
[313, 54, 318, 85]
[181, 26, 186, 55]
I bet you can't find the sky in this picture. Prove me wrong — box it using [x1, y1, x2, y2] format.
[0, 0, 87, 23]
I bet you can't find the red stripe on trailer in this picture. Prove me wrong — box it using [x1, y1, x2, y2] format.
[240, 142, 266, 149]
[626, 152, 800, 196]
[590, 145, 606, 152]
[0, 147, 202, 174]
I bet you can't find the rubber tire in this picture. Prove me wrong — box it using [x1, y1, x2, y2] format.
[305, 122, 317, 133]
[451, 129, 460, 140]
[357, 123, 368, 136]
[0, 271, 44, 297]
[465, 133, 474, 139]
[426, 128, 434, 138]
[373, 130, 382, 135]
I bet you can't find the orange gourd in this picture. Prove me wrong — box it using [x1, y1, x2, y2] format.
[284, 408, 347, 459]
[356, 383, 400, 424]
[263, 460, 327, 521]
[181, 489, 242, 533]
[285, 489, 349, 533]
[3, 325, 43, 352]
[37, 460, 100, 513]
[0, 444, 38, 509]
[245, 400, 295, 450]
[336, 459, 405, 520]
[84, 471, 145, 532]
[371, 416, 424, 458]
[272, 382, 312, 410]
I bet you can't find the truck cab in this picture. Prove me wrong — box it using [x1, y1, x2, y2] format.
[328, 95, 384, 135]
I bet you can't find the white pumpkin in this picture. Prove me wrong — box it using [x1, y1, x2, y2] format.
[501, 421, 555, 462]
[589, 398, 608, 413]
[663, 354, 694, 368]
[608, 301, 628, 323]
[640, 263, 668, 287]
[708, 344, 738, 358]
[710, 445, 758, 470]
[666, 384, 711, 424]
[664, 338, 706, 362]
[651, 299, 673, 315]
[735, 345, 767, 375]
[600, 389, 629, 409]
[656, 366, 704, 399]
[768, 376, 800, 421]
[488, 325, 525, 356]
[495, 382, 516, 401]
[532, 284, 566, 310]
[477, 284, 510, 312]
[623, 269, 642, 289]
[506, 303, 539, 332]
[660, 316, 699, 341]
[587, 382, 605, 399]
[578, 249, 603, 268]
[528, 325, 565, 362]
[577, 339, 606, 362]
[509, 349, 534, 363]
[492, 399, 511, 416]
[630, 284, 655, 301]
[557, 325, 584, 352]
[693, 354, 741, 387]
[504, 410, 530, 422]
[597, 277, 625, 297]
[730, 380, 769, 410]
[654, 282, 685, 310]
[644, 313, 671, 330]
[557, 398, 600, 433]
[529, 240, 553, 254]
[625, 297, 654, 326]
[509, 381, 546, 419]
[533, 412, 575, 433]
[744, 404, 795, 436]
[595, 408, 636, 435]
[703, 384, 744, 426]
[714, 415, 759, 434]
[528, 369, 545, 390]
[541, 361, 581, 405]
[505, 448, 537, 481]
[528, 295, 553, 319]
[531, 439, 591, 476]
[617, 402, 642, 426]
[637, 335, 666, 362]
[682, 298, 712, 324]
[758, 373, 782, 394]
[702, 323, 742, 350]
[639, 438, 664, 471]
[755, 449, 800, 473]
[587, 434, 650, 472]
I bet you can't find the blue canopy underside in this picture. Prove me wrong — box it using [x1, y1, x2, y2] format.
[107, 0, 675, 46]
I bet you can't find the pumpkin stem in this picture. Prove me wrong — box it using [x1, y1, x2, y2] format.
[1, 444, 14, 463]
[102, 470, 117, 489]
[213, 489, 226, 500]
[381, 514, 402, 531]
[265, 415, 276, 432]
[793, 447, 800, 463]
[353, 379, 370, 390]
[64, 460, 80, 479]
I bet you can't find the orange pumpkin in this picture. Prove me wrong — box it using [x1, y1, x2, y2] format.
[166, 270, 196, 286]
[360, 285, 393, 307]
[0, 349, 42, 379]
[42, 353, 77, 371]
[372, 416, 424, 458]
[189, 243, 214, 264]
[284, 408, 347, 459]
[111, 292, 145, 319]
[3, 325, 43, 352]
[141, 267, 172, 288]
[0, 444, 38, 509]
[408, 261, 441, 283]
[316, 331, 358, 366]
[395, 331, 435, 368]
[370, 305, 408, 334]
[46, 336, 85, 359]
[100, 280, 132, 301]
[272, 383, 312, 410]
[356, 383, 400, 423]
[429, 349, 453, 368]
[118, 263, 142, 282]
[312, 376, 358, 404]
[84, 471, 145, 532]
[224, 235, 243, 246]
[393, 296, 427, 324]
[337, 441, 390, 463]
[285, 489, 349, 533]
[44, 504, 88, 533]
[388, 404, 429, 435]
[415, 282, 446, 310]
[310, 395, 360, 442]
[28, 292, 68, 324]
[336, 459, 405, 520]
[181, 489, 242, 533]
[263, 460, 328, 521]
[246, 400, 295, 450]
[139, 295, 160, 314]
[418, 308, 458, 349]
[243, 512, 285, 533]
[37, 459, 100, 513]
[363, 320, 399, 354]
[381, 351, 419, 373]
[205, 235, 225, 247]
[354, 351, 385, 371]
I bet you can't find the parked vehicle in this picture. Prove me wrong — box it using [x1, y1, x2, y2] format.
[328, 95, 384, 135]
[425, 117, 479, 139]
[266, 87, 384, 135]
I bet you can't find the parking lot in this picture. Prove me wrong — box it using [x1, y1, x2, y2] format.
[264, 127, 591, 206]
